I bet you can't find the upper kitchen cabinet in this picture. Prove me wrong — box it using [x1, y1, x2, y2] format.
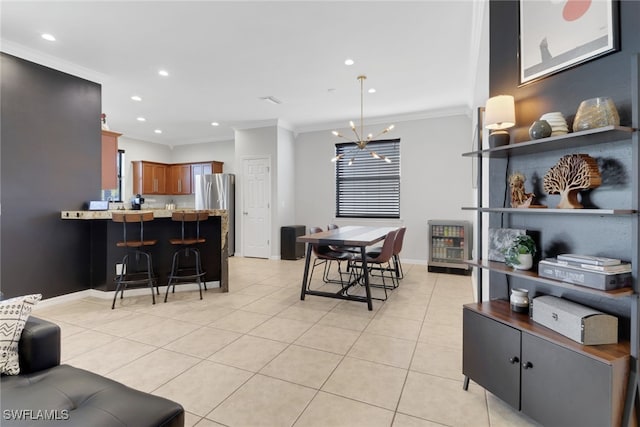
[168, 164, 191, 195]
[132, 161, 167, 194]
[101, 130, 121, 190]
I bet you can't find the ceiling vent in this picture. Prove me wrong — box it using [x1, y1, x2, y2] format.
[260, 96, 282, 105]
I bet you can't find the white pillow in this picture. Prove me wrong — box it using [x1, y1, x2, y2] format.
[0, 294, 42, 375]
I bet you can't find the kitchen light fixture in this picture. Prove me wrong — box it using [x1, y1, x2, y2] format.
[344, 58, 354, 66]
[41, 33, 56, 41]
[131, 95, 142, 101]
[154, 129, 162, 134]
[158, 69, 169, 77]
[136, 117, 146, 122]
[484, 95, 515, 147]
[211, 122, 220, 126]
[331, 75, 394, 164]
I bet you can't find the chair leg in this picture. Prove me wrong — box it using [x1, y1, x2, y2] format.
[165, 250, 181, 302]
[142, 251, 156, 305]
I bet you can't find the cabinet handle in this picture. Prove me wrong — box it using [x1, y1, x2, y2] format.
[509, 356, 520, 364]
[178, 179, 181, 193]
[522, 361, 533, 370]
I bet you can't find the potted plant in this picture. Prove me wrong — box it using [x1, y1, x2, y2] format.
[504, 235, 536, 270]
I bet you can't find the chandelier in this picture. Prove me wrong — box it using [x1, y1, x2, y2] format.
[331, 75, 394, 164]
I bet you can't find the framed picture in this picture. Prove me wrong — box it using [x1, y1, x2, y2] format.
[489, 228, 527, 263]
[519, 0, 619, 85]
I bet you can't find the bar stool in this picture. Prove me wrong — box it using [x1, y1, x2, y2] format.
[165, 211, 209, 302]
[111, 211, 158, 309]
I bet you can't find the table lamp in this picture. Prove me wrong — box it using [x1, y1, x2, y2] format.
[485, 95, 515, 147]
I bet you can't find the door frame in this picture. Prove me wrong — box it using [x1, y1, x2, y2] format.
[240, 155, 272, 258]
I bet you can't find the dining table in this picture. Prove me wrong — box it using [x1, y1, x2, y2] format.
[297, 225, 398, 310]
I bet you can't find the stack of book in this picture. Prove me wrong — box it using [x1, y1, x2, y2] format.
[538, 254, 632, 290]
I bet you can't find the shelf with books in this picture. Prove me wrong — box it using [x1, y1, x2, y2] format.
[465, 260, 634, 298]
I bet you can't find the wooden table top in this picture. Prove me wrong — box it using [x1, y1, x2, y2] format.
[297, 225, 397, 247]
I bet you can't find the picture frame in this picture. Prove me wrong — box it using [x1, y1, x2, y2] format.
[519, 0, 619, 85]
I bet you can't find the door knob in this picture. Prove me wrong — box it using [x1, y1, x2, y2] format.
[509, 356, 520, 364]
[522, 361, 533, 370]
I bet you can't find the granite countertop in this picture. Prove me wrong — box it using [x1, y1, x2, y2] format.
[60, 208, 227, 220]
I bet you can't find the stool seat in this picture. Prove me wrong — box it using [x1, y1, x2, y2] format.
[165, 210, 209, 302]
[111, 211, 158, 309]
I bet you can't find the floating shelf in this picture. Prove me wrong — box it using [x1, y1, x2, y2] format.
[466, 260, 634, 299]
[461, 207, 636, 215]
[462, 125, 636, 158]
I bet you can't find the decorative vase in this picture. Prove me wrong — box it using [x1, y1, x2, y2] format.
[540, 112, 569, 136]
[529, 120, 552, 139]
[573, 97, 620, 132]
[510, 288, 530, 313]
[513, 253, 533, 270]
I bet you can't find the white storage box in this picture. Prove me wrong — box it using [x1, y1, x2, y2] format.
[531, 295, 618, 345]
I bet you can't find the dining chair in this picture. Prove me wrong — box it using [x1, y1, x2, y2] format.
[307, 226, 357, 291]
[368, 226, 406, 280]
[350, 229, 399, 301]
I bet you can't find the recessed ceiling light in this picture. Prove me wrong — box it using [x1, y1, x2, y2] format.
[131, 95, 142, 101]
[41, 33, 56, 42]
[344, 58, 354, 66]
[137, 117, 146, 122]
[158, 69, 169, 77]
[154, 129, 162, 134]
[211, 122, 220, 126]
[368, 88, 376, 94]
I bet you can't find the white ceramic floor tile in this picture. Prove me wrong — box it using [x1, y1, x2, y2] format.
[392, 413, 443, 427]
[322, 356, 407, 411]
[65, 337, 155, 375]
[163, 326, 242, 359]
[207, 374, 316, 427]
[348, 332, 416, 369]
[294, 323, 361, 355]
[153, 360, 253, 416]
[295, 391, 395, 427]
[365, 315, 422, 341]
[260, 344, 342, 389]
[209, 309, 271, 333]
[249, 316, 314, 343]
[208, 335, 287, 372]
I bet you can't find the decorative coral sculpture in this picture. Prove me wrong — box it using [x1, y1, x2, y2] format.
[543, 154, 601, 208]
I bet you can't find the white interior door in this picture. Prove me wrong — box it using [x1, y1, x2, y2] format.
[242, 157, 271, 258]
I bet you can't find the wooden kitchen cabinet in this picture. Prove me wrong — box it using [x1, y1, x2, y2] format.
[101, 130, 121, 190]
[168, 164, 191, 194]
[132, 161, 167, 194]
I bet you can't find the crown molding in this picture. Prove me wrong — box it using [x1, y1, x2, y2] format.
[1, 39, 109, 84]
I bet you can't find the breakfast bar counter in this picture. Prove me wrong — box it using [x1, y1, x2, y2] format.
[61, 209, 229, 292]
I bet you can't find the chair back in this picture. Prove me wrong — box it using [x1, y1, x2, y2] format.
[370, 229, 397, 263]
[327, 224, 339, 230]
[172, 210, 209, 242]
[112, 212, 154, 246]
[393, 227, 406, 256]
[309, 226, 330, 256]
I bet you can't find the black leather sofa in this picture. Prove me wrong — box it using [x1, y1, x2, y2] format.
[1, 316, 184, 427]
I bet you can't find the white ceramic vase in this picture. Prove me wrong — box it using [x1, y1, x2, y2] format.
[513, 253, 533, 270]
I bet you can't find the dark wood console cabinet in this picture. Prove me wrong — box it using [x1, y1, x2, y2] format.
[464, 303, 629, 427]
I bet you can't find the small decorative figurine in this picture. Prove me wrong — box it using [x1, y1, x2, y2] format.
[543, 154, 601, 208]
[509, 172, 546, 208]
[101, 113, 109, 130]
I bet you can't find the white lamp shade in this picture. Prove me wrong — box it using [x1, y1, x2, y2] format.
[485, 95, 515, 130]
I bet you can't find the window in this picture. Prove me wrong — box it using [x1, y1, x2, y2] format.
[335, 138, 400, 218]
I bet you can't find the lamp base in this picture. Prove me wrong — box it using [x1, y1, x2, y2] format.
[489, 130, 510, 148]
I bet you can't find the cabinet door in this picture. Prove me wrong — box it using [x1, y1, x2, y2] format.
[141, 163, 156, 194]
[154, 164, 167, 194]
[169, 165, 191, 194]
[521, 333, 614, 427]
[463, 309, 521, 409]
[101, 130, 119, 190]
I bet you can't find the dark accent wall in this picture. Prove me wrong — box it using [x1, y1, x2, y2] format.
[1, 53, 101, 298]
[487, 1, 640, 331]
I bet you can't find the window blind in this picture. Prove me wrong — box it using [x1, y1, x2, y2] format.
[335, 138, 400, 218]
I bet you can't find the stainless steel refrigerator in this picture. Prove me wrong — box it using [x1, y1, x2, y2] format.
[195, 173, 235, 256]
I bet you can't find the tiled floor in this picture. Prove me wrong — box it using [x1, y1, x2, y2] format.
[33, 257, 540, 427]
